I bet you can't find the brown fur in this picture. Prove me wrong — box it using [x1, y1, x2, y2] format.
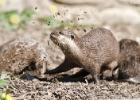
[49, 28, 119, 83]
[117, 39, 140, 83]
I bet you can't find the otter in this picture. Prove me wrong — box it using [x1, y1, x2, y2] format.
[49, 28, 119, 83]
[0, 36, 48, 78]
[117, 39, 140, 83]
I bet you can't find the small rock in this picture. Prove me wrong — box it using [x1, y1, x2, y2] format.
[0, 36, 49, 78]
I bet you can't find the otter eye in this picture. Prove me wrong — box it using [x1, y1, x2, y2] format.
[71, 35, 75, 39]
[59, 32, 63, 34]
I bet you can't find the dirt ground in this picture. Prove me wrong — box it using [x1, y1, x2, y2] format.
[0, 0, 140, 100]
[7, 76, 140, 100]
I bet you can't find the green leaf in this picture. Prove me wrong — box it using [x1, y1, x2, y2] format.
[0, 9, 34, 30]
[0, 80, 7, 87]
[38, 16, 61, 28]
[20, 9, 34, 22]
[38, 15, 94, 29]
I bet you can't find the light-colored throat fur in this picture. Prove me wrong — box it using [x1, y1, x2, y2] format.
[60, 36, 83, 60]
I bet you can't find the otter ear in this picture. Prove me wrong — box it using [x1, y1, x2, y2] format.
[71, 35, 75, 39]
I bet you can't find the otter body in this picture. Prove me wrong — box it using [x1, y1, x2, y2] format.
[118, 39, 140, 83]
[50, 28, 119, 83]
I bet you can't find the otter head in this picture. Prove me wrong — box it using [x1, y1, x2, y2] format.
[119, 39, 139, 50]
[50, 29, 79, 55]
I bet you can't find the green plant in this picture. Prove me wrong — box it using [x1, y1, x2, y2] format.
[0, 8, 34, 30]
[0, 80, 7, 87]
[0, 89, 12, 100]
[38, 15, 94, 29]
[0, 73, 12, 100]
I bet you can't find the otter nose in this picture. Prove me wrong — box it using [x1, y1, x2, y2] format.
[59, 31, 63, 35]
[51, 32, 59, 36]
[50, 32, 60, 39]
[51, 32, 55, 35]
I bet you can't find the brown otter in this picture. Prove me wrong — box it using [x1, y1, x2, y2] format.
[0, 36, 48, 78]
[117, 39, 140, 83]
[49, 28, 119, 83]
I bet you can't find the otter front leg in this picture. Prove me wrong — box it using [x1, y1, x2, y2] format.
[84, 63, 101, 84]
[91, 63, 101, 84]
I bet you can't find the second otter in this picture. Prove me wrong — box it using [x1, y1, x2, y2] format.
[49, 28, 119, 83]
[117, 39, 140, 83]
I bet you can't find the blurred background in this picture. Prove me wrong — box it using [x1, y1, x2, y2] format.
[0, 0, 140, 60]
[0, 0, 140, 65]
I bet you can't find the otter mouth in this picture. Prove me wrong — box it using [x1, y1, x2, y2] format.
[50, 32, 59, 42]
[50, 32, 59, 39]
[50, 32, 62, 47]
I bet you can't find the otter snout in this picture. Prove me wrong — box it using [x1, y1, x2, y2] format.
[50, 31, 62, 45]
[50, 32, 59, 40]
[51, 32, 58, 37]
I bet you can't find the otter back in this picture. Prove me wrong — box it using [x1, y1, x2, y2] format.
[76, 28, 119, 66]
